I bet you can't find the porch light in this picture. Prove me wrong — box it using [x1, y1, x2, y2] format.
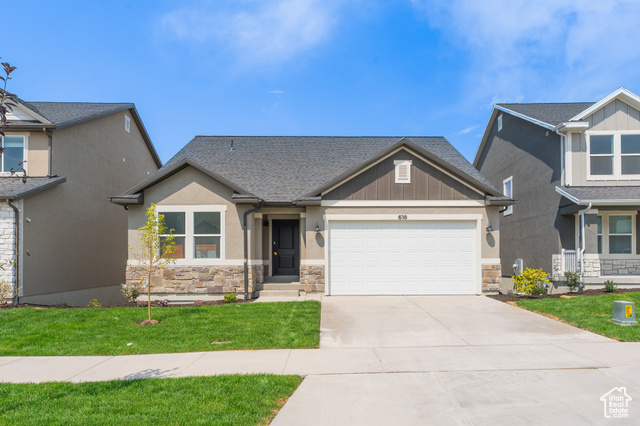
[314, 223, 321, 233]
[486, 225, 494, 233]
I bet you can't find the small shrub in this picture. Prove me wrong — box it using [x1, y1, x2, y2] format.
[604, 280, 618, 293]
[121, 283, 141, 302]
[136, 300, 146, 308]
[61, 302, 68, 306]
[0, 281, 13, 305]
[87, 298, 101, 307]
[193, 300, 203, 307]
[224, 292, 238, 303]
[512, 268, 550, 296]
[564, 270, 582, 293]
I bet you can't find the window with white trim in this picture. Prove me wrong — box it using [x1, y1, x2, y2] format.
[503, 176, 513, 215]
[596, 212, 635, 255]
[1, 135, 26, 174]
[394, 160, 412, 183]
[158, 206, 225, 260]
[588, 132, 640, 178]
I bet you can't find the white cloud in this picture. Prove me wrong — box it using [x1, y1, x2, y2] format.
[412, 0, 640, 102]
[457, 126, 475, 135]
[160, 0, 346, 66]
[268, 90, 285, 94]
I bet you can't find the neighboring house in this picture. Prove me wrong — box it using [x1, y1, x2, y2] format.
[1, 96, 161, 305]
[112, 136, 512, 299]
[474, 87, 640, 286]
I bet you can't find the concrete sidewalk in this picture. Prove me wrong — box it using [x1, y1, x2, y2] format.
[1, 342, 639, 383]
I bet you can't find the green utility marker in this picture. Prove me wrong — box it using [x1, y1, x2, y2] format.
[611, 301, 638, 326]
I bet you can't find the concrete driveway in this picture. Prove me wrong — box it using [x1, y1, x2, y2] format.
[273, 296, 639, 425]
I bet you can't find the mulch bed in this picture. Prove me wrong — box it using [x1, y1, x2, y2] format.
[0, 299, 252, 310]
[489, 288, 640, 303]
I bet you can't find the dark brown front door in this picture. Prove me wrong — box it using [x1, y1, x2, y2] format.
[272, 220, 299, 276]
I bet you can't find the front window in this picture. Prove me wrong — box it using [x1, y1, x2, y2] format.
[588, 132, 640, 178]
[158, 206, 225, 261]
[596, 212, 635, 255]
[503, 176, 513, 215]
[1, 135, 25, 173]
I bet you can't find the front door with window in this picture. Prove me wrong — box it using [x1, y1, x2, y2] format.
[272, 220, 300, 276]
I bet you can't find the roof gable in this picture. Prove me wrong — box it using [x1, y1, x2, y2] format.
[571, 87, 640, 121]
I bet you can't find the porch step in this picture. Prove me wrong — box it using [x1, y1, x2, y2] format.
[255, 289, 301, 297]
[256, 283, 304, 291]
[263, 275, 300, 284]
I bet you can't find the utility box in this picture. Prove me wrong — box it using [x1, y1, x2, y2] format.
[612, 301, 638, 326]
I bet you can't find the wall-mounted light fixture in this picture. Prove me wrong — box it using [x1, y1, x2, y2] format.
[314, 223, 321, 233]
[263, 220, 269, 227]
[486, 224, 494, 233]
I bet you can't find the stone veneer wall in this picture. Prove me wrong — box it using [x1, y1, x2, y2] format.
[481, 264, 501, 292]
[551, 254, 640, 278]
[600, 259, 640, 276]
[126, 265, 264, 296]
[0, 201, 19, 299]
[300, 265, 325, 293]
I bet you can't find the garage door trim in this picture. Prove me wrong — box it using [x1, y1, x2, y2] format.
[324, 214, 483, 295]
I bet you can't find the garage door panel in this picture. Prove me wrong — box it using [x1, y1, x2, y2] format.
[329, 220, 477, 295]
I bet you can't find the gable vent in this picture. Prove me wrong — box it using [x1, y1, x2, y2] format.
[394, 160, 412, 184]
[125, 115, 131, 133]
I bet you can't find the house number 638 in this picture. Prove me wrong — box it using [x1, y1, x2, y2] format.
[398, 215, 408, 220]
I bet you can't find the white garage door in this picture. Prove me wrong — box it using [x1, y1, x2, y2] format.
[328, 220, 478, 295]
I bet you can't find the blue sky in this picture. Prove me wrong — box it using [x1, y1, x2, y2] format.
[4, 1, 640, 163]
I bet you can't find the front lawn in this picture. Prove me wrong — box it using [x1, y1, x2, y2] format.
[0, 374, 301, 425]
[0, 301, 321, 356]
[516, 292, 640, 341]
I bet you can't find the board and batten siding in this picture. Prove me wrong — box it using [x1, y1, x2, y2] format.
[324, 150, 483, 201]
[570, 99, 640, 186]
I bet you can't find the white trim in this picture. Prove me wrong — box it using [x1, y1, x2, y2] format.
[7, 102, 52, 125]
[586, 130, 640, 180]
[0, 133, 29, 175]
[598, 211, 636, 256]
[570, 87, 640, 121]
[494, 105, 556, 130]
[301, 259, 326, 266]
[555, 186, 581, 204]
[565, 132, 573, 186]
[255, 213, 263, 219]
[556, 121, 589, 131]
[481, 258, 501, 264]
[394, 160, 412, 184]
[321, 146, 485, 197]
[502, 176, 513, 216]
[320, 200, 484, 207]
[299, 212, 306, 218]
[324, 213, 483, 221]
[157, 205, 227, 261]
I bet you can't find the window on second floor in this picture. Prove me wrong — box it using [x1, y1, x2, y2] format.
[588, 132, 640, 178]
[1, 135, 26, 174]
[503, 176, 513, 216]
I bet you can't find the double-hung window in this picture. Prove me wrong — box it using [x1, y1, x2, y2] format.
[158, 206, 226, 261]
[1, 135, 26, 174]
[596, 213, 635, 255]
[588, 132, 640, 178]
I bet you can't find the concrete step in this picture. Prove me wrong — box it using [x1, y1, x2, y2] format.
[255, 289, 301, 297]
[257, 283, 304, 291]
[263, 275, 300, 284]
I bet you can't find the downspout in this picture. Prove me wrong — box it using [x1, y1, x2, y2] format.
[7, 200, 20, 305]
[555, 128, 566, 186]
[243, 202, 263, 301]
[578, 202, 592, 272]
[43, 128, 53, 177]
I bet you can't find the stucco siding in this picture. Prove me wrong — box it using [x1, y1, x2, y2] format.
[476, 112, 563, 275]
[21, 110, 159, 300]
[325, 150, 482, 201]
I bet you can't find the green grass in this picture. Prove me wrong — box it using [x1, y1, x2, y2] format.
[0, 374, 302, 425]
[0, 301, 321, 356]
[516, 292, 640, 341]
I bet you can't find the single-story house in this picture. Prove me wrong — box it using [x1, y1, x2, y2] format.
[112, 136, 512, 299]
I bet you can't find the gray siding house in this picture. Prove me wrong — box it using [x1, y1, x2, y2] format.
[1, 96, 161, 305]
[113, 136, 512, 299]
[475, 87, 640, 287]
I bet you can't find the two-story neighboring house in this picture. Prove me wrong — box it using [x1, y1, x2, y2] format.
[1, 95, 161, 305]
[474, 87, 640, 288]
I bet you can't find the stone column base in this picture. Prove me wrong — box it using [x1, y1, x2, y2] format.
[300, 264, 325, 293]
[482, 264, 501, 293]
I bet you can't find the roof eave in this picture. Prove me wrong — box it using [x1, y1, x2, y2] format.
[0, 176, 67, 200]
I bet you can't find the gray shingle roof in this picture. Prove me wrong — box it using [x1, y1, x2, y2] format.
[0, 176, 66, 199]
[154, 136, 499, 202]
[20, 102, 133, 128]
[497, 103, 595, 126]
[559, 186, 640, 202]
